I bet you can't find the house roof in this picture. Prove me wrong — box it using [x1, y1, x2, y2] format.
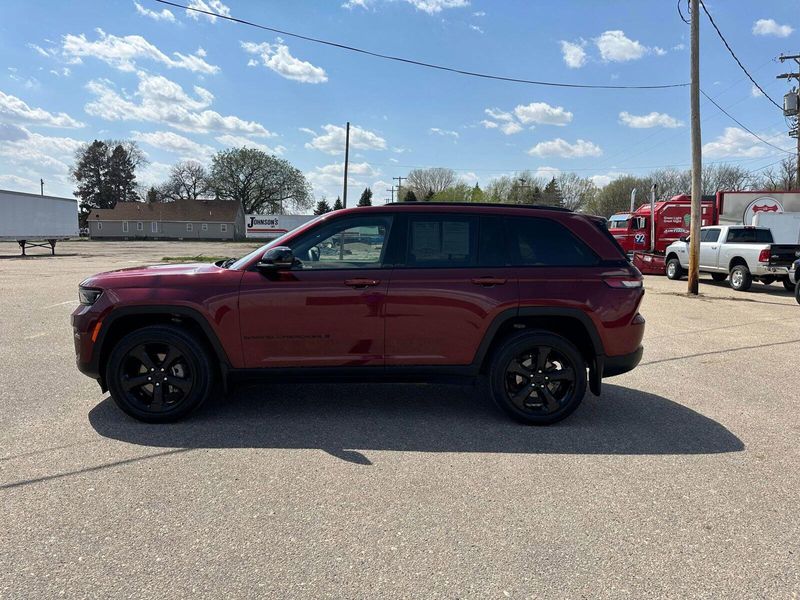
[90, 199, 241, 222]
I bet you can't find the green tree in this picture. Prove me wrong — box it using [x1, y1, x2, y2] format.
[470, 183, 484, 203]
[332, 196, 344, 210]
[146, 186, 159, 203]
[314, 199, 332, 214]
[541, 177, 563, 207]
[209, 147, 312, 214]
[405, 190, 418, 202]
[424, 188, 435, 201]
[107, 144, 138, 204]
[358, 187, 373, 207]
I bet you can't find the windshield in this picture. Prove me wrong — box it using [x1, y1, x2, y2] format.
[228, 214, 325, 270]
[607, 215, 631, 229]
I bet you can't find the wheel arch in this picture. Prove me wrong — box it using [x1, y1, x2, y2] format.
[93, 306, 231, 389]
[728, 256, 748, 271]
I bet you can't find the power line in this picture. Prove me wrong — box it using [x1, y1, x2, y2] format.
[700, 89, 793, 154]
[155, 0, 689, 90]
[698, 0, 782, 110]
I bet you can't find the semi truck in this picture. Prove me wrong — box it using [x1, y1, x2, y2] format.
[0, 188, 79, 255]
[609, 189, 800, 275]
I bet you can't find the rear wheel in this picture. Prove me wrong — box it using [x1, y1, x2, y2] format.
[489, 331, 587, 425]
[729, 265, 752, 291]
[710, 273, 727, 282]
[666, 258, 684, 280]
[106, 325, 214, 423]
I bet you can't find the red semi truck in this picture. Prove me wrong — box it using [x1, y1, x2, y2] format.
[608, 190, 800, 274]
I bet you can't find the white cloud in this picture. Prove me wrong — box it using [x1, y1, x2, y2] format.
[753, 19, 794, 38]
[469, 24, 484, 34]
[672, 43, 686, 51]
[215, 134, 286, 155]
[472, 10, 485, 16]
[653, 46, 666, 56]
[0, 173, 38, 190]
[514, 102, 573, 126]
[304, 124, 387, 154]
[429, 127, 459, 139]
[590, 172, 622, 188]
[480, 119, 498, 129]
[241, 40, 327, 83]
[134, 1, 176, 22]
[619, 111, 683, 128]
[485, 107, 514, 121]
[137, 161, 174, 188]
[560, 40, 587, 69]
[595, 30, 647, 62]
[500, 121, 523, 135]
[527, 138, 602, 158]
[186, 0, 231, 22]
[341, 0, 468, 13]
[28, 43, 52, 58]
[751, 85, 764, 98]
[0, 126, 83, 178]
[85, 72, 275, 136]
[342, 0, 370, 8]
[306, 161, 381, 200]
[702, 127, 772, 158]
[62, 29, 218, 74]
[0, 90, 83, 128]
[533, 166, 561, 180]
[133, 130, 214, 159]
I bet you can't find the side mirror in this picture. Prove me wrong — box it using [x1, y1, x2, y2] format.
[257, 246, 295, 271]
[679, 236, 688, 243]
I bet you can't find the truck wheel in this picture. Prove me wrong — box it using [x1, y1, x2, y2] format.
[489, 331, 587, 425]
[711, 273, 727, 282]
[760, 276, 775, 285]
[666, 258, 684, 280]
[795, 281, 800, 304]
[106, 325, 215, 423]
[729, 265, 752, 291]
[783, 278, 794, 291]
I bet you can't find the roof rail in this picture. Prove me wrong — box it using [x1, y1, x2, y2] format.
[382, 201, 573, 212]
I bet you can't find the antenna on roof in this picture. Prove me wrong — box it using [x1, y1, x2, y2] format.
[40, 179, 44, 196]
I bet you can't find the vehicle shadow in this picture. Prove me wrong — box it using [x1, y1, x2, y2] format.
[88, 383, 744, 464]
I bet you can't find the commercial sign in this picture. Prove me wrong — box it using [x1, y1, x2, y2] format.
[245, 214, 315, 239]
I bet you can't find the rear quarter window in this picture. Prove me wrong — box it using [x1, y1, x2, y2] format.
[726, 228, 773, 243]
[506, 216, 600, 267]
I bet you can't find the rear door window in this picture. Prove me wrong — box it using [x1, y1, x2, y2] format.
[506, 216, 599, 267]
[726, 228, 773, 243]
[478, 215, 510, 267]
[405, 215, 477, 267]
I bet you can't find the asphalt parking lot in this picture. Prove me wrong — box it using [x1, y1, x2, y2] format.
[1, 240, 799, 598]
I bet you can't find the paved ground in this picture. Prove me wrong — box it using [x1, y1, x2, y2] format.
[1, 240, 798, 599]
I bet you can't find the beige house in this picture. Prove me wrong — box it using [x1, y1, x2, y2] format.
[89, 199, 245, 240]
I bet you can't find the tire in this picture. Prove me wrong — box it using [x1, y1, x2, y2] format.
[783, 278, 794, 291]
[489, 331, 587, 425]
[710, 273, 727, 282]
[760, 276, 775, 285]
[729, 264, 752, 291]
[795, 281, 800, 304]
[106, 325, 215, 423]
[666, 258, 684, 280]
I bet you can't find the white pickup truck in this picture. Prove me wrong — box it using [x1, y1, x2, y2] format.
[664, 225, 800, 291]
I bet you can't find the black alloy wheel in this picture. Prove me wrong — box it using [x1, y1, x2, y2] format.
[490, 332, 587, 425]
[106, 325, 214, 422]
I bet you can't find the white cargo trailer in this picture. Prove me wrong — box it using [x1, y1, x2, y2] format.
[752, 211, 800, 244]
[0, 189, 79, 255]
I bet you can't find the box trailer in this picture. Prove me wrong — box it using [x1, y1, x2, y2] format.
[0, 189, 79, 255]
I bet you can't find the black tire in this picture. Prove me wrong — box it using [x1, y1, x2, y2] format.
[489, 331, 587, 425]
[710, 273, 727, 282]
[729, 264, 752, 291]
[666, 258, 684, 280]
[760, 276, 775, 285]
[795, 281, 800, 304]
[106, 325, 215, 423]
[783, 278, 794, 291]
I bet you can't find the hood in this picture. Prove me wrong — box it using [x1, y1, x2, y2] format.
[81, 262, 224, 287]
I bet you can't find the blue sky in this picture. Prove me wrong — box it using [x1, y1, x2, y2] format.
[0, 0, 797, 206]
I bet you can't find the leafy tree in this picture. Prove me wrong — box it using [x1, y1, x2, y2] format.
[470, 183, 484, 203]
[208, 148, 312, 214]
[541, 177, 564, 207]
[433, 183, 471, 202]
[107, 144, 138, 204]
[314, 199, 332, 214]
[424, 188, 435, 201]
[146, 186, 160, 203]
[332, 196, 344, 210]
[405, 190, 418, 202]
[358, 187, 373, 207]
[160, 161, 211, 201]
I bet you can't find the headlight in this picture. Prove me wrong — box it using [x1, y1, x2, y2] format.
[79, 287, 103, 305]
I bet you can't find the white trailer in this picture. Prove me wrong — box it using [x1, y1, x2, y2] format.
[0, 189, 79, 255]
[245, 214, 316, 239]
[752, 211, 800, 244]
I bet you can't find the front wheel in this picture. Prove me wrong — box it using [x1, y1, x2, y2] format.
[106, 325, 215, 423]
[666, 258, 684, 280]
[783, 278, 794, 291]
[489, 331, 587, 425]
[729, 265, 752, 291]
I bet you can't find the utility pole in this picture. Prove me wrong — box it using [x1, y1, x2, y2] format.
[777, 54, 800, 188]
[40, 178, 44, 196]
[386, 186, 396, 202]
[393, 176, 405, 201]
[343, 121, 350, 208]
[688, 0, 702, 295]
[517, 177, 531, 204]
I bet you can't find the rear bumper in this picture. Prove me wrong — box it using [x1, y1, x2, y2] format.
[603, 346, 643, 378]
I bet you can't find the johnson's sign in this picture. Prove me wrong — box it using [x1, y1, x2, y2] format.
[743, 196, 783, 225]
[245, 214, 315, 239]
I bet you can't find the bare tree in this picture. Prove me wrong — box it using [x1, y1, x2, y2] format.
[556, 172, 597, 211]
[406, 168, 458, 197]
[753, 157, 796, 191]
[161, 161, 211, 201]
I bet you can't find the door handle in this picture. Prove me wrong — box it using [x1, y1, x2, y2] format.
[344, 278, 381, 289]
[471, 277, 507, 287]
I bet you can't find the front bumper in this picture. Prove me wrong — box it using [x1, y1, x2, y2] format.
[603, 346, 644, 378]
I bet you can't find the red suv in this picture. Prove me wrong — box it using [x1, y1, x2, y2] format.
[72, 203, 644, 425]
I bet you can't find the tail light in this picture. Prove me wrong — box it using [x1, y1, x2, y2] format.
[604, 278, 643, 289]
[758, 249, 770, 263]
